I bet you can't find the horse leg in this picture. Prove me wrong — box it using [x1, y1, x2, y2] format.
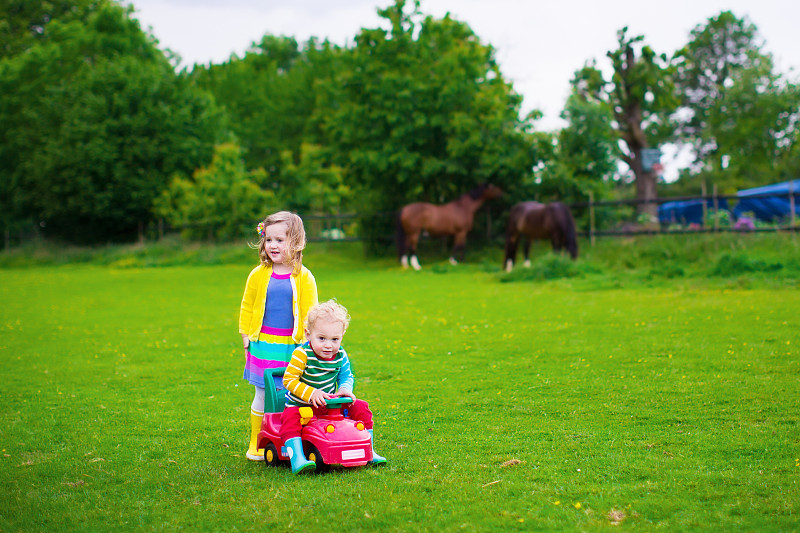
[408, 232, 421, 271]
[451, 232, 467, 265]
[523, 238, 532, 268]
[446, 237, 458, 265]
[504, 232, 519, 272]
[397, 211, 408, 268]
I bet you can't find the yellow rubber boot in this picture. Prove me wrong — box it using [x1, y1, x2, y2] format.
[246, 409, 265, 461]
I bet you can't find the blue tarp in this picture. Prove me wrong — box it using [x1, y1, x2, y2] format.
[733, 179, 800, 222]
[659, 198, 729, 225]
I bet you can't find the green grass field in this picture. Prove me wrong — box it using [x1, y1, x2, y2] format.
[1, 236, 798, 531]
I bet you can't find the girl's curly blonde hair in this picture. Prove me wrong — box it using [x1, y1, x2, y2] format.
[254, 211, 306, 273]
[305, 299, 351, 333]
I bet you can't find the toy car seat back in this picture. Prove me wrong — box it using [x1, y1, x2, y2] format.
[263, 367, 287, 413]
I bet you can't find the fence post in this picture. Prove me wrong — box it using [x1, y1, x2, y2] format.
[589, 191, 596, 247]
[701, 181, 708, 228]
[713, 183, 719, 232]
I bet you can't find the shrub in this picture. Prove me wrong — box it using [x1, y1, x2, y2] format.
[499, 254, 580, 282]
[710, 252, 783, 276]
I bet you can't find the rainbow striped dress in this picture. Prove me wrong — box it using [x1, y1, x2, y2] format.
[243, 272, 298, 389]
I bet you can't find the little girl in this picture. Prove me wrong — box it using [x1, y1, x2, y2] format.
[239, 211, 318, 461]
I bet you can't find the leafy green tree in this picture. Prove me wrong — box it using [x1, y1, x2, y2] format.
[542, 91, 617, 202]
[672, 11, 763, 165]
[1, 0, 111, 244]
[574, 29, 676, 218]
[277, 144, 352, 215]
[191, 35, 345, 190]
[323, 0, 538, 213]
[531, 90, 619, 232]
[671, 11, 800, 192]
[0, 0, 102, 58]
[154, 142, 276, 241]
[706, 64, 799, 191]
[190, 0, 539, 250]
[0, 2, 224, 243]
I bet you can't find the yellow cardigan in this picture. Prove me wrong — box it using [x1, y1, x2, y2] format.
[238, 264, 318, 343]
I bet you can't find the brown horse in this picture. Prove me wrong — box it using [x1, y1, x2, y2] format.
[503, 201, 578, 271]
[397, 183, 503, 270]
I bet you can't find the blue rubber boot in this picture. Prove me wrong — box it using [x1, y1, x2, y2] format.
[285, 437, 315, 474]
[368, 429, 387, 465]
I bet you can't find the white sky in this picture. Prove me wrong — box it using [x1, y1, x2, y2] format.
[127, 0, 800, 180]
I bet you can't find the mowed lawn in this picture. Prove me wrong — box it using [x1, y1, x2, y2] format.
[1, 256, 798, 531]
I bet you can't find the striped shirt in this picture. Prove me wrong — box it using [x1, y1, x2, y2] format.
[283, 344, 354, 407]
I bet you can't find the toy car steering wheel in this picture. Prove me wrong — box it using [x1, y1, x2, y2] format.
[325, 397, 353, 407]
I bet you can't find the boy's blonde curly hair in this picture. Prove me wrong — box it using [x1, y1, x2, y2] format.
[305, 300, 351, 333]
[254, 211, 306, 273]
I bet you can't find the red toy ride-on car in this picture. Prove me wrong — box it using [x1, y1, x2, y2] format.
[257, 368, 373, 471]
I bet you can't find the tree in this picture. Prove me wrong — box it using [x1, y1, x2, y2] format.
[191, 35, 345, 191]
[574, 29, 676, 218]
[323, 0, 537, 213]
[672, 11, 762, 166]
[705, 63, 799, 191]
[0, 0, 112, 244]
[0, 0, 102, 58]
[154, 142, 277, 241]
[0, 3, 224, 243]
[277, 143, 352, 215]
[671, 11, 800, 192]
[542, 90, 618, 202]
[190, 0, 540, 249]
[527, 89, 619, 232]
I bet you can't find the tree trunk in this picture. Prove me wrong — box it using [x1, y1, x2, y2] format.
[615, 41, 660, 222]
[636, 169, 658, 220]
[630, 145, 658, 221]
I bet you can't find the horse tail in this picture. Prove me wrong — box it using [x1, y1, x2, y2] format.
[557, 203, 578, 259]
[396, 209, 406, 261]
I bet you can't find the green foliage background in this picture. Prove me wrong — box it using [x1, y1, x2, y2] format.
[1, 1, 799, 251]
[0, 2, 224, 242]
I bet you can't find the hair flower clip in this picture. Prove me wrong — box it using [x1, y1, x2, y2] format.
[257, 222, 265, 237]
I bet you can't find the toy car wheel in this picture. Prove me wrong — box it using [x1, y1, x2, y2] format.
[304, 443, 329, 473]
[263, 442, 281, 467]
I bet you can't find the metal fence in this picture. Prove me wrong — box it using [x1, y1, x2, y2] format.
[6, 189, 796, 250]
[575, 189, 798, 245]
[300, 189, 800, 245]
